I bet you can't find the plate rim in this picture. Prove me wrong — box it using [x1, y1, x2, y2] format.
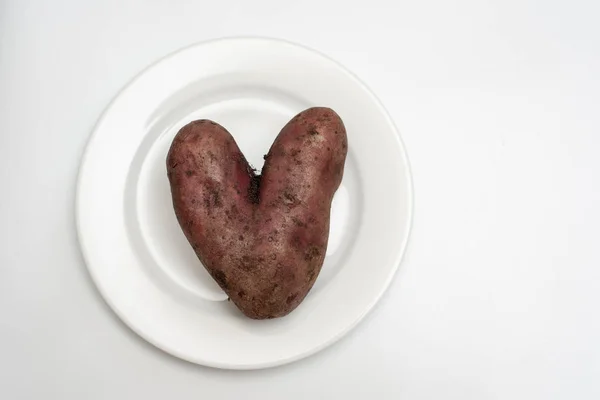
[75, 36, 414, 369]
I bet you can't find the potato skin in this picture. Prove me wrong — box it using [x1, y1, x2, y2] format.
[167, 107, 347, 319]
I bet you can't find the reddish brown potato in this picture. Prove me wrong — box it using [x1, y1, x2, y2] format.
[166, 107, 348, 319]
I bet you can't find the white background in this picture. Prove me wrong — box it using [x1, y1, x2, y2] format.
[1, 0, 599, 399]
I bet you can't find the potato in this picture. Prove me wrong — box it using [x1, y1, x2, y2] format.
[166, 107, 348, 319]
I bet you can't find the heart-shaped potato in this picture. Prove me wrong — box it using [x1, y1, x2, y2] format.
[166, 107, 348, 319]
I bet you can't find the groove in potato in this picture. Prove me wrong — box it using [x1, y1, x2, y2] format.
[166, 107, 348, 319]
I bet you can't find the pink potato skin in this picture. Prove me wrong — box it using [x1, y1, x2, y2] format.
[166, 107, 348, 319]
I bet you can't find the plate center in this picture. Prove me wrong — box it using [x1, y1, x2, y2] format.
[135, 93, 360, 303]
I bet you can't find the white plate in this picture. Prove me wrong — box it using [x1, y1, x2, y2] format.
[76, 37, 413, 369]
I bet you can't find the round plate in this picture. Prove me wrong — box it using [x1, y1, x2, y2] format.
[76, 37, 413, 369]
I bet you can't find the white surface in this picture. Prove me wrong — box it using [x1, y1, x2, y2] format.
[77, 37, 412, 368]
[1, 0, 599, 398]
